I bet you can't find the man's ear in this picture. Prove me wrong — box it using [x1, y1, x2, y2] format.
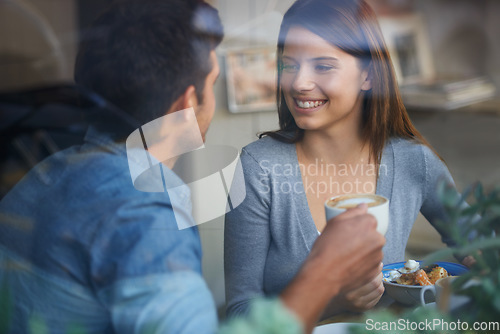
[166, 85, 198, 116]
[361, 63, 372, 91]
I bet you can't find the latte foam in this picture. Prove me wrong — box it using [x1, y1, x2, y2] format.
[327, 194, 386, 209]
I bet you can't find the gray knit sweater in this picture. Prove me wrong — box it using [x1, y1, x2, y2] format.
[224, 135, 457, 317]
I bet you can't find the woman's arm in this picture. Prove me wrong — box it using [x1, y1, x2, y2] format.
[224, 148, 272, 317]
[221, 205, 385, 334]
[420, 145, 479, 266]
[420, 145, 470, 248]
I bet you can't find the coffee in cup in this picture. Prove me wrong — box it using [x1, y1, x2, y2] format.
[324, 194, 389, 235]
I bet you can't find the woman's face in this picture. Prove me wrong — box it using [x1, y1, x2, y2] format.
[281, 27, 371, 133]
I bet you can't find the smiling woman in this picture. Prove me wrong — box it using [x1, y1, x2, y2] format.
[224, 0, 466, 321]
[280, 26, 371, 134]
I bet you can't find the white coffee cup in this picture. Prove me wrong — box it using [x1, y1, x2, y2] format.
[324, 194, 389, 235]
[420, 276, 471, 311]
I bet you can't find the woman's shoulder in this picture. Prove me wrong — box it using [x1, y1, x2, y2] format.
[388, 137, 437, 162]
[241, 134, 295, 163]
[388, 137, 445, 183]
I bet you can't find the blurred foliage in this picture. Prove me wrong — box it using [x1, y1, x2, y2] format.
[349, 307, 463, 334]
[0, 280, 12, 333]
[350, 181, 500, 333]
[427, 181, 500, 324]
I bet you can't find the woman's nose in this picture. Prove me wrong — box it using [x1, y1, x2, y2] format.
[291, 68, 315, 92]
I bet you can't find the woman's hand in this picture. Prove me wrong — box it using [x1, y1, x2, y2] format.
[319, 272, 384, 318]
[336, 272, 384, 312]
[461, 255, 477, 268]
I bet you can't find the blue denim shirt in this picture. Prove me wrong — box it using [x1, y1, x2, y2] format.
[0, 126, 218, 333]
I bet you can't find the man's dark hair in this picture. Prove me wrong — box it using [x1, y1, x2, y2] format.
[74, 0, 223, 124]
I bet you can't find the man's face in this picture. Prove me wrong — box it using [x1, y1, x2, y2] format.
[196, 50, 220, 142]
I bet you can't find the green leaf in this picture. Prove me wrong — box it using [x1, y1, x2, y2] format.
[474, 182, 484, 202]
[437, 180, 447, 202]
[491, 204, 500, 215]
[482, 248, 499, 270]
[461, 204, 480, 217]
[494, 292, 500, 312]
[28, 313, 48, 334]
[481, 277, 496, 294]
[451, 274, 473, 291]
[458, 182, 474, 204]
[438, 180, 461, 208]
[422, 247, 456, 265]
[459, 237, 500, 255]
[67, 323, 86, 334]
[487, 187, 500, 203]
[0, 281, 12, 334]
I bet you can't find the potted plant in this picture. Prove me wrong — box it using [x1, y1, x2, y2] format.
[350, 181, 500, 333]
[425, 181, 500, 325]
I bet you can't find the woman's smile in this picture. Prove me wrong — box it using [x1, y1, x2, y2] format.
[293, 98, 328, 113]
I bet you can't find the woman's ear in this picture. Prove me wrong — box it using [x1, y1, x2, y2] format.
[166, 85, 198, 117]
[361, 62, 373, 91]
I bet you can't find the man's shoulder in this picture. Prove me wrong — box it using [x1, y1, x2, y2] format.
[1, 144, 192, 241]
[5, 143, 162, 208]
[60, 144, 136, 195]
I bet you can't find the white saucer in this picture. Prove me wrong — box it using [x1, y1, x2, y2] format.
[313, 323, 362, 334]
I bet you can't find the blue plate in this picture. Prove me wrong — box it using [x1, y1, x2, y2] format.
[382, 261, 469, 305]
[383, 261, 468, 280]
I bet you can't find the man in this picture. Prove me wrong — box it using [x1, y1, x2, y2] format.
[0, 0, 384, 333]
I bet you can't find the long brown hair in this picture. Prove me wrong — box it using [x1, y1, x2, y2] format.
[260, 0, 435, 164]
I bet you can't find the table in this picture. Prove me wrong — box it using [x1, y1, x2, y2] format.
[318, 295, 410, 326]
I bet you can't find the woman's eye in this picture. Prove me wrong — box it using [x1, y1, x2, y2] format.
[282, 64, 299, 72]
[315, 64, 334, 72]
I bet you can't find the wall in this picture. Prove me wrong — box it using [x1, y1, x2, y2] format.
[0, 0, 77, 91]
[417, 0, 500, 87]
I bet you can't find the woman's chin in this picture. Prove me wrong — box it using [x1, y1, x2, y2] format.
[294, 119, 321, 131]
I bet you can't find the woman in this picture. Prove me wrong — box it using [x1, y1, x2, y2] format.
[225, 0, 459, 318]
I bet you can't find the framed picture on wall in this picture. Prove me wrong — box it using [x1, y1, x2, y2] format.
[377, 13, 496, 110]
[225, 46, 277, 113]
[377, 14, 435, 85]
